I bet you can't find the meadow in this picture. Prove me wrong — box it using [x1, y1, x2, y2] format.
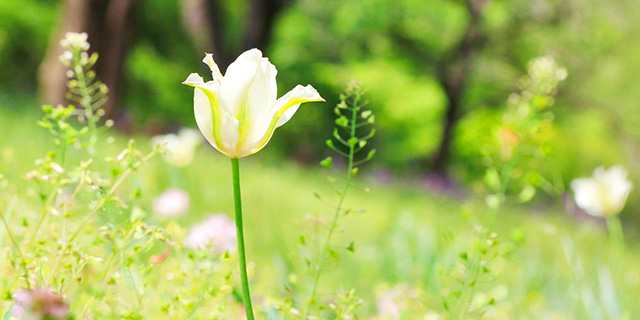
[1, 84, 638, 318]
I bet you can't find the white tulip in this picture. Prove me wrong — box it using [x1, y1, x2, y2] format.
[183, 49, 324, 158]
[151, 128, 203, 167]
[571, 165, 633, 218]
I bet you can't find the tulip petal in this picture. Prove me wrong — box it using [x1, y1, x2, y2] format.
[220, 48, 264, 117]
[203, 53, 224, 82]
[274, 85, 324, 128]
[235, 58, 276, 155]
[571, 178, 602, 216]
[261, 57, 278, 99]
[247, 84, 324, 155]
[183, 73, 239, 156]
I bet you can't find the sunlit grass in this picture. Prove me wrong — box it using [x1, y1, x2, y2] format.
[2, 101, 639, 318]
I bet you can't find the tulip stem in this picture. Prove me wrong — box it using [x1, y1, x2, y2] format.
[231, 158, 255, 320]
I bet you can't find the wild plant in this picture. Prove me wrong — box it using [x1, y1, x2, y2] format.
[0, 32, 169, 319]
[268, 82, 374, 319]
[438, 56, 567, 319]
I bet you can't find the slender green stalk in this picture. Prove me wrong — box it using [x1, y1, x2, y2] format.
[68, 151, 156, 243]
[303, 93, 360, 318]
[231, 158, 255, 320]
[607, 216, 624, 259]
[0, 197, 31, 289]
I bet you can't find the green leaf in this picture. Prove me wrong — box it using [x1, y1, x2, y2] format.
[328, 249, 339, 259]
[335, 116, 349, 127]
[351, 167, 359, 176]
[346, 242, 355, 252]
[367, 115, 375, 123]
[326, 139, 335, 150]
[348, 137, 358, 147]
[320, 157, 333, 168]
[366, 149, 376, 160]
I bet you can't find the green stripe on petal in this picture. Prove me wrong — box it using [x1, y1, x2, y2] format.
[235, 97, 252, 152]
[251, 96, 322, 155]
[184, 82, 224, 149]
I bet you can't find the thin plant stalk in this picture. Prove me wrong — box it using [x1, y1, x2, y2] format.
[231, 158, 255, 320]
[607, 216, 624, 257]
[303, 92, 360, 318]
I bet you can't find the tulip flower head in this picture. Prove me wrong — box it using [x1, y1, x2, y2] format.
[571, 165, 633, 218]
[183, 49, 324, 158]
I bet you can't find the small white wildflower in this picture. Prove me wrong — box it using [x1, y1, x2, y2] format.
[152, 188, 190, 217]
[571, 165, 633, 218]
[376, 285, 416, 320]
[60, 32, 90, 51]
[59, 50, 73, 65]
[151, 128, 203, 167]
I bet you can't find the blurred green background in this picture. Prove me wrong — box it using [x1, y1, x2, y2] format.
[0, 0, 638, 212]
[2, 0, 640, 317]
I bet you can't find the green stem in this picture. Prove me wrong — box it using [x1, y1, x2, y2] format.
[304, 94, 359, 318]
[607, 216, 624, 259]
[231, 158, 255, 320]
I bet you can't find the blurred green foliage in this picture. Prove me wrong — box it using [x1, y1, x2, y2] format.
[0, 0, 59, 93]
[0, 0, 638, 209]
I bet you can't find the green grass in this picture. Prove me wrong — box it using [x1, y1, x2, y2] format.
[1, 102, 639, 319]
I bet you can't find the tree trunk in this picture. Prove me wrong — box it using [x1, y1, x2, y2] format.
[243, 0, 288, 51]
[38, 0, 88, 107]
[430, 0, 489, 176]
[38, 0, 135, 119]
[97, 0, 136, 117]
[204, 0, 289, 71]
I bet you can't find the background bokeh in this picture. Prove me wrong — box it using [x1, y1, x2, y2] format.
[2, 0, 639, 190]
[2, 0, 640, 318]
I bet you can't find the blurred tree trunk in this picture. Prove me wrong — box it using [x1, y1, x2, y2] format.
[38, 0, 135, 118]
[430, 0, 489, 175]
[38, 0, 88, 108]
[204, 0, 289, 71]
[243, 0, 288, 51]
[391, 0, 489, 177]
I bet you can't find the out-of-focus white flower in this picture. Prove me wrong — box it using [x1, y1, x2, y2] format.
[11, 288, 70, 320]
[183, 49, 324, 158]
[376, 285, 417, 320]
[59, 32, 90, 51]
[186, 214, 237, 253]
[571, 165, 633, 218]
[152, 128, 203, 167]
[153, 188, 190, 217]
